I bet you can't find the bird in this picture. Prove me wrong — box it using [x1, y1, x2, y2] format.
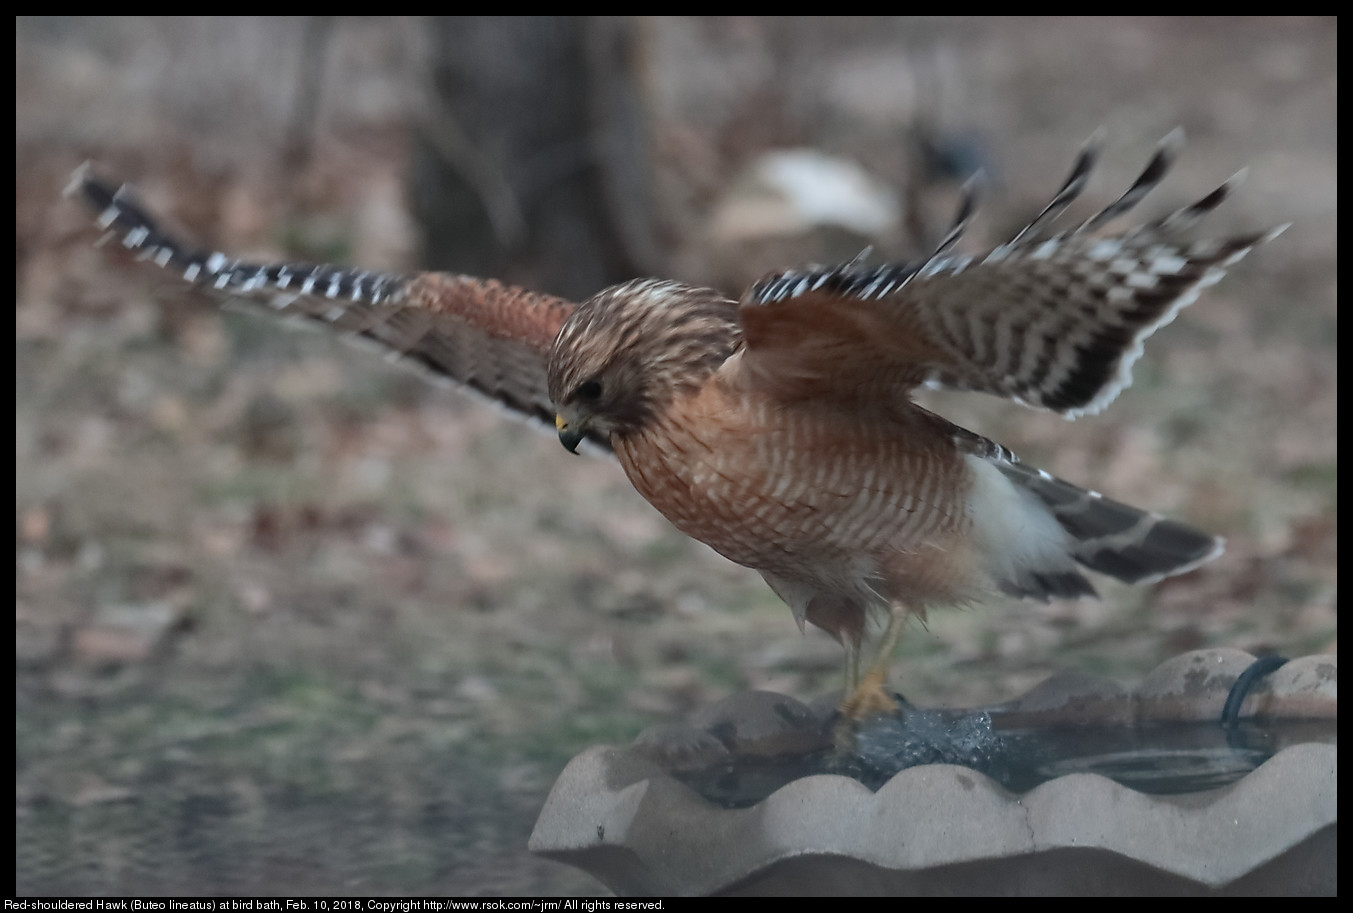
[68, 131, 1284, 722]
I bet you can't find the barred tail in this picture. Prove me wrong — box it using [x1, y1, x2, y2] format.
[998, 461, 1223, 585]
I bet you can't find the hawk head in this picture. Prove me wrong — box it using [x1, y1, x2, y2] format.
[548, 279, 740, 452]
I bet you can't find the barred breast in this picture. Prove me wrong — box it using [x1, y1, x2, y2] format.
[612, 380, 986, 611]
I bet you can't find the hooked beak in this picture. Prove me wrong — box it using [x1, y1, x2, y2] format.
[555, 414, 584, 454]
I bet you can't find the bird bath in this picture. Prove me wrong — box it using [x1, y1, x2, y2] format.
[530, 649, 1336, 895]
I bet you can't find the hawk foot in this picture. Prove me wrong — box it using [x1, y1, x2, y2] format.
[838, 668, 902, 720]
[832, 670, 905, 752]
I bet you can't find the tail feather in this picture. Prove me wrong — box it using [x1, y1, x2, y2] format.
[1017, 569, 1098, 601]
[998, 462, 1223, 586]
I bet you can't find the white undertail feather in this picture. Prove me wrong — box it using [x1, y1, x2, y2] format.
[964, 455, 1091, 602]
[997, 461, 1223, 586]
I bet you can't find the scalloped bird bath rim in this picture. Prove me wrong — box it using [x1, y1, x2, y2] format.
[529, 650, 1336, 896]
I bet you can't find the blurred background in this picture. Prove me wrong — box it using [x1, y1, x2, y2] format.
[16, 17, 1336, 895]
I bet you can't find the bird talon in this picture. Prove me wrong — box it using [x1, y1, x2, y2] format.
[838, 669, 902, 721]
[832, 673, 905, 753]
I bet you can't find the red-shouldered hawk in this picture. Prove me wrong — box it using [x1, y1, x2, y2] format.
[69, 131, 1284, 720]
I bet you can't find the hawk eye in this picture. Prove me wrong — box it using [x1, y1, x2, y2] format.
[576, 379, 603, 402]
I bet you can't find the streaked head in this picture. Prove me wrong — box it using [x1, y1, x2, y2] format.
[548, 279, 740, 451]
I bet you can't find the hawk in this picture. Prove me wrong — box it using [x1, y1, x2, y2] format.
[69, 131, 1283, 719]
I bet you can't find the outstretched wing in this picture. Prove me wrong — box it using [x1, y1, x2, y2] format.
[68, 166, 586, 439]
[738, 131, 1286, 417]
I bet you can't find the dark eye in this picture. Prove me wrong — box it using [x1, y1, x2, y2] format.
[576, 379, 603, 402]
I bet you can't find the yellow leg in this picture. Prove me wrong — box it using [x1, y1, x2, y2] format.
[838, 604, 907, 721]
[843, 637, 861, 693]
